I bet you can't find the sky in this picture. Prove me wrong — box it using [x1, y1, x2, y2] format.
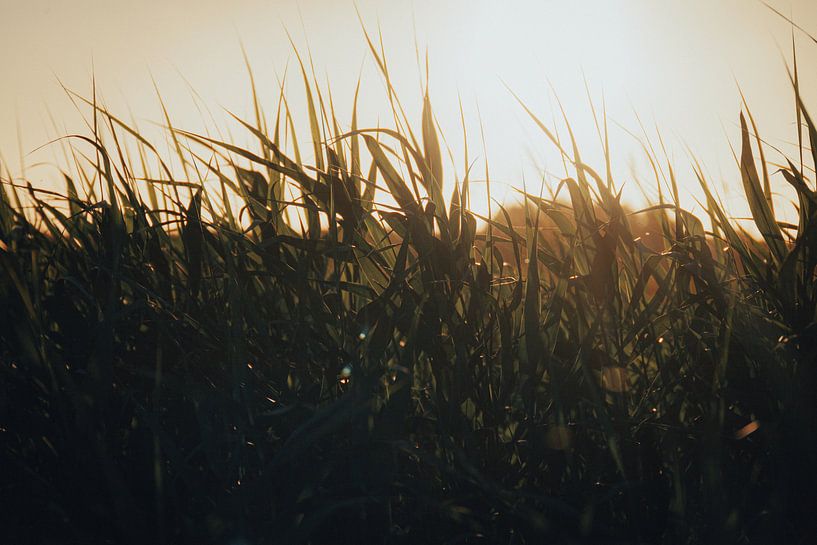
[2, 0, 817, 222]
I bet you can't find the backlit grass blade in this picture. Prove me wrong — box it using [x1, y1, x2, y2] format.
[421, 90, 444, 201]
[738, 112, 786, 264]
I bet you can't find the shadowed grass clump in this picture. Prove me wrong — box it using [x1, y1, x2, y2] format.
[2, 33, 817, 545]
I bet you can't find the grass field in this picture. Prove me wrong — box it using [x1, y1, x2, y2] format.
[2, 27, 817, 545]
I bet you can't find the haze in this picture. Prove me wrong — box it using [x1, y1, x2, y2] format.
[2, 0, 816, 221]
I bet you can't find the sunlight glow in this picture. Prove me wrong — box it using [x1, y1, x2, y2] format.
[2, 1, 816, 226]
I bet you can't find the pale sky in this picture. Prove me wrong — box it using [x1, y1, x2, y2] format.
[2, 0, 816, 221]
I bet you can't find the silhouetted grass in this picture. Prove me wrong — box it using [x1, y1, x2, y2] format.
[1, 30, 817, 545]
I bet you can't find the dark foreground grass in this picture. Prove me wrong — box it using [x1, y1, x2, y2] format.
[2, 35, 817, 544]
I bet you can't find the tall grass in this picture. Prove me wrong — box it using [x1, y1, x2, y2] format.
[2, 30, 817, 544]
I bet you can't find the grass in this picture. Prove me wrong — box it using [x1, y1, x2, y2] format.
[2, 27, 817, 545]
